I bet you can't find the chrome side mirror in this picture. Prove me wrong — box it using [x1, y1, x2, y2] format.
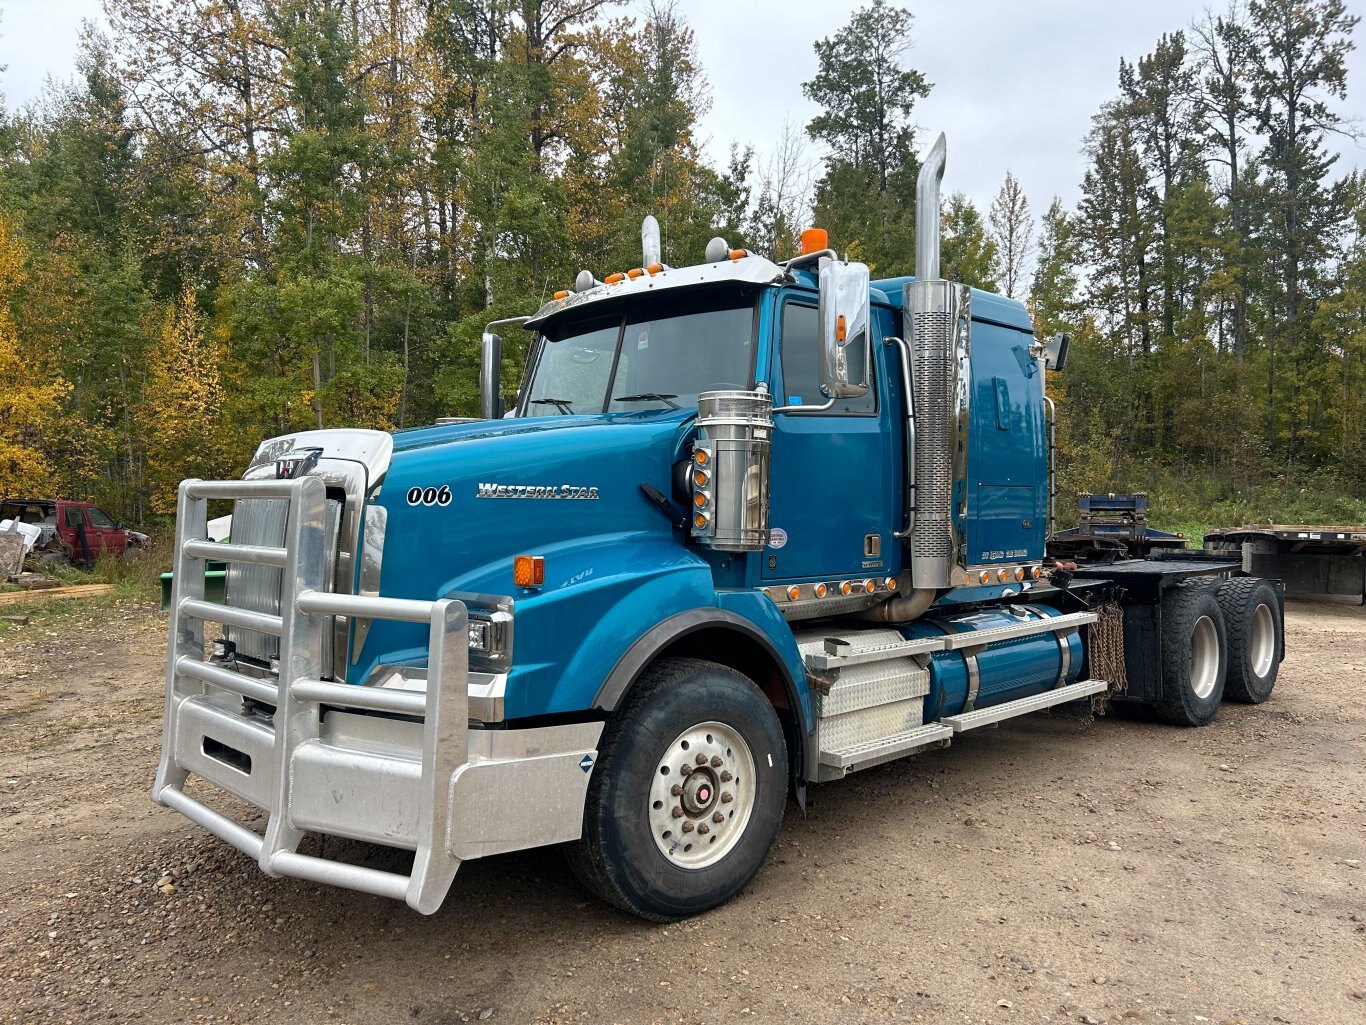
[1043, 331, 1070, 371]
[480, 331, 504, 419]
[819, 260, 871, 398]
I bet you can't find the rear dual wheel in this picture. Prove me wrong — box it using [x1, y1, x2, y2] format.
[568, 658, 788, 921]
[1156, 585, 1227, 726]
[1217, 578, 1282, 703]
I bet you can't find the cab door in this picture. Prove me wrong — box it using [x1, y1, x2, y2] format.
[86, 505, 126, 556]
[761, 296, 900, 584]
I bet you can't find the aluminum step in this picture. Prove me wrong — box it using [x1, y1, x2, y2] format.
[937, 611, 1097, 651]
[938, 678, 1109, 732]
[818, 722, 953, 772]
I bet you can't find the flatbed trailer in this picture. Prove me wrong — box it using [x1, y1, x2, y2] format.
[1204, 525, 1366, 604]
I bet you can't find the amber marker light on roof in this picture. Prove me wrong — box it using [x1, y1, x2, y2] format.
[553, 289, 571, 300]
[800, 227, 829, 254]
[646, 263, 663, 275]
[604, 272, 625, 284]
[728, 249, 748, 261]
[513, 555, 545, 588]
[626, 267, 644, 279]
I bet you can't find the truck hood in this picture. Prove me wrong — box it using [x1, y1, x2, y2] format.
[374, 411, 696, 600]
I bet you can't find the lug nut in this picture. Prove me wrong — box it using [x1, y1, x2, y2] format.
[680, 764, 692, 776]
[671, 807, 685, 818]
[712, 812, 724, 823]
[720, 771, 733, 782]
[698, 824, 710, 835]
[671, 784, 684, 796]
[682, 821, 695, 833]
[710, 755, 723, 768]
[695, 753, 707, 766]
[720, 792, 734, 804]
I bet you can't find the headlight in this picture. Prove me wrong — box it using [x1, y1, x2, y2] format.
[468, 619, 491, 653]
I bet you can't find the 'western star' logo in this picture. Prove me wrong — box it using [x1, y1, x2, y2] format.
[476, 483, 600, 500]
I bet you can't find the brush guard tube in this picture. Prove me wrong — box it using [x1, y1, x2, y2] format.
[152, 476, 599, 915]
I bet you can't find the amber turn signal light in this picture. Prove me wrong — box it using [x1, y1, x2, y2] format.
[513, 554, 545, 588]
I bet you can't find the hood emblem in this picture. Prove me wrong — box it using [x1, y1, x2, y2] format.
[274, 448, 323, 479]
[477, 482, 599, 500]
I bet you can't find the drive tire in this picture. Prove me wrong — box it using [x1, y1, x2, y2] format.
[1155, 585, 1227, 726]
[567, 657, 787, 922]
[1217, 578, 1281, 703]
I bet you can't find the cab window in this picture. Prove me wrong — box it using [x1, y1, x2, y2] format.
[88, 507, 116, 528]
[64, 506, 87, 529]
[779, 302, 875, 414]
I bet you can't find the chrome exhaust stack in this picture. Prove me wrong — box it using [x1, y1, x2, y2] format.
[903, 133, 971, 592]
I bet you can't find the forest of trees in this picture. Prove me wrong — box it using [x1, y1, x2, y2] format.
[0, 0, 1360, 524]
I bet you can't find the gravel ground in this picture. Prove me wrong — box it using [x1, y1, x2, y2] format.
[0, 599, 1362, 1025]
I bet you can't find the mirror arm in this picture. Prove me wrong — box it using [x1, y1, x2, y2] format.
[771, 395, 837, 415]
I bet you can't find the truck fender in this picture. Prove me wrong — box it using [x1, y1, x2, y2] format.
[592, 608, 809, 794]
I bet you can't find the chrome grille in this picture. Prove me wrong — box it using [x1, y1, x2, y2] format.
[226, 492, 342, 672]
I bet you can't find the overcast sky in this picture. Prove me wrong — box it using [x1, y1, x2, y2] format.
[2, 0, 1363, 220]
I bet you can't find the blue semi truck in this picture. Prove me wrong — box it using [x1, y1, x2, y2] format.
[153, 135, 1285, 920]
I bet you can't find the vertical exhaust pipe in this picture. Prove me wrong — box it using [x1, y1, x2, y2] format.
[900, 132, 971, 596]
[915, 133, 947, 282]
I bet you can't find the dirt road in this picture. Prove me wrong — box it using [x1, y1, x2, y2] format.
[1, 600, 1363, 1025]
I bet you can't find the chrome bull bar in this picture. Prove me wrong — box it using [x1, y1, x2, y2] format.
[152, 476, 468, 914]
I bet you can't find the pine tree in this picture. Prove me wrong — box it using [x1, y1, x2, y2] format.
[989, 172, 1034, 299]
[802, 0, 930, 272]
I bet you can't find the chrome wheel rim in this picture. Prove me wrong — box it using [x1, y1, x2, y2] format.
[1190, 614, 1220, 699]
[1250, 603, 1276, 678]
[649, 721, 756, 869]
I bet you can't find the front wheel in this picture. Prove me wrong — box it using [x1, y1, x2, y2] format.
[568, 658, 788, 921]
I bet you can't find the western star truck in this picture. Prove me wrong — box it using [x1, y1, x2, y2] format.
[153, 135, 1286, 921]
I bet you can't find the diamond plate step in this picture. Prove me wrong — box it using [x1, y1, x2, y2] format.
[939, 679, 1109, 732]
[818, 722, 953, 772]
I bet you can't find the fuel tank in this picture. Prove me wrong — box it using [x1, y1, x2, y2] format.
[900, 605, 1084, 720]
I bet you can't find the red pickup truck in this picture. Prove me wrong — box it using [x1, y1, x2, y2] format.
[0, 498, 128, 564]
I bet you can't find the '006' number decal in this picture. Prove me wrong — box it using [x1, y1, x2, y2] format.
[407, 485, 452, 507]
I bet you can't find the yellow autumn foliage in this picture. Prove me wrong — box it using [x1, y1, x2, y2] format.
[139, 288, 235, 513]
[0, 218, 72, 498]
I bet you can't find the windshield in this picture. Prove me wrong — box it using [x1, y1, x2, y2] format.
[520, 290, 757, 415]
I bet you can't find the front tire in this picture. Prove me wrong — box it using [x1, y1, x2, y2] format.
[1217, 578, 1282, 703]
[568, 657, 788, 921]
[1155, 585, 1227, 726]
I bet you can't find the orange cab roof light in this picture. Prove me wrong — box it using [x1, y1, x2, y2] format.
[800, 227, 829, 255]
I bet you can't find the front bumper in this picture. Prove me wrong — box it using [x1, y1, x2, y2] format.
[153, 476, 601, 914]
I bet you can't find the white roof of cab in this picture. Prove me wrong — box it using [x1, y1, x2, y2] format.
[525, 253, 786, 329]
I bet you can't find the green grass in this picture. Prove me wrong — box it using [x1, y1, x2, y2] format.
[0, 534, 170, 630]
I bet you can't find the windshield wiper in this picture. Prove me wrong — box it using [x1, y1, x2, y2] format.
[530, 397, 575, 414]
[615, 392, 680, 409]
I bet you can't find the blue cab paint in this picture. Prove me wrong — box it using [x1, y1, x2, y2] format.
[350, 270, 1064, 732]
